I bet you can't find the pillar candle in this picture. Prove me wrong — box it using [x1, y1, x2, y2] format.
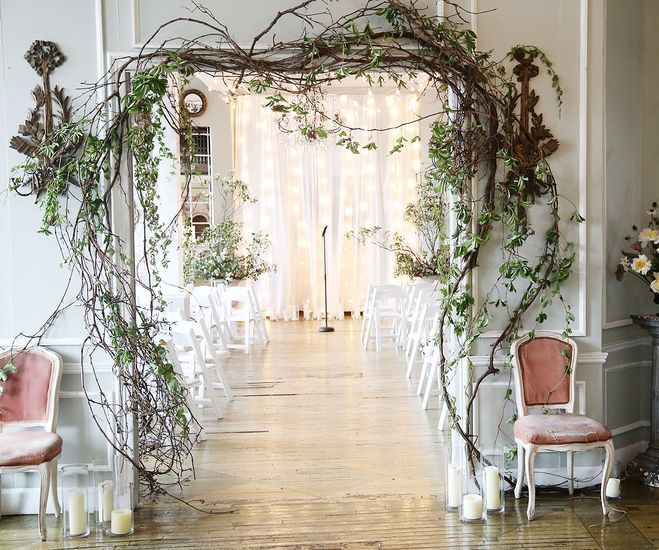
[606, 478, 621, 498]
[462, 494, 483, 520]
[484, 465, 501, 510]
[68, 489, 87, 536]
[98, 480, 114, 522]
[111, 508, 134, 535]
[447, 463, 461, 508]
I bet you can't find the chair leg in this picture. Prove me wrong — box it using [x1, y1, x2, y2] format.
[363, 316, 372, 350]
[422, 362, 436, 410]
[437, 397, 448, 430]
[601, 440, 615, 515]
[416, 360, 428, 395]
[515, 444, 525, 499]
[38, 463, 50, 541]
[567, 450, 574, 496]
[245, 320, 251, 354]
[212, 362, 234, 401]
[50, 460, 61, 518]
[525, 446, 538, 520]
[375, 313, 381, 352]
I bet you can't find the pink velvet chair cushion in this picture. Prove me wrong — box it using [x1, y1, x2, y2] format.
[0, 352, 54, 423]
[514, 413, 612, 445]
[517, 337, 572, 406]
[0, 431, 62, 467]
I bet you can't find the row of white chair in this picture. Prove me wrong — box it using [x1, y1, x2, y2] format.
[361, 281, 449, 429]
[158, 283, 269, 438]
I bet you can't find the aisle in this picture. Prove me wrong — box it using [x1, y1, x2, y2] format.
[187, 320, 445, 504]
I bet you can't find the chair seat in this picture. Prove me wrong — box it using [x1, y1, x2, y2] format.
[514, 413, 611, 446]
[0, 431, 62, 467]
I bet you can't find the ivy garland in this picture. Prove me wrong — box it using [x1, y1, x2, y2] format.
[9, 0, 581, 497]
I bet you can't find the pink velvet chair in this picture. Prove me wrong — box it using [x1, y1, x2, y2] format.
[0, 347, 63, 540]
[511, 331, 614, 520]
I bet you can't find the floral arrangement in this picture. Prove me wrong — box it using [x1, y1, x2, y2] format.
[347, 179, 449, 280]
[183, 173, 276, 284]
[617, 201, 659, 303]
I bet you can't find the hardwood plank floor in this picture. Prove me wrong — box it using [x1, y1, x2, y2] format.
[2, 320, 659, 548]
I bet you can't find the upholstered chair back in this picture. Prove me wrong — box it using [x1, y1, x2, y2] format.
[0, 348, 63, 432]
[511, 332, 577, 416]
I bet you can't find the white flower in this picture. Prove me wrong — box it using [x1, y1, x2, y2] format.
[652, 273, 659, 294]
[620, 257, 630, 271]
[639, 227, 659, 246]
[631, 255, 652, 275]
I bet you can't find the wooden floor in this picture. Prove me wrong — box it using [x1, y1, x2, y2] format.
[3, 321, 659, 548]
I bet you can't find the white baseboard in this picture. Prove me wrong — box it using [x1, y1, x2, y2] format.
[1, 487, 59, 516]
[614, 439, 648, 468]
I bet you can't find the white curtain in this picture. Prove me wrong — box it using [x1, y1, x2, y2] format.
[235, 92, 421, 319]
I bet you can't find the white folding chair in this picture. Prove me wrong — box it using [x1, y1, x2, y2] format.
[220, 286, 263, 353]
[247, 284, 270, 345]
[171, 321, 224, 419]
[163, 339, 207, 441]
[363, 284, 404, 351]
[404, 287, 435, 358]
[191, 286, 232, 351]
[405, 301, 439, 378]
[360, 283, 375, 347]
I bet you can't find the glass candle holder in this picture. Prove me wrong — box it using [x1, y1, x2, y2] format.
[459, 468, 487, 523]
[444, 441, 462, 511]
[60, 464, 90, 538]
[92, 457, 114, 527]
[107, 482, 134, 536]
[483, 453, 505, 514]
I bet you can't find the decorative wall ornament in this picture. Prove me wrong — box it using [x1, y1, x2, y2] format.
[9, 40, 80, 197]
[504, 48, 560, 218]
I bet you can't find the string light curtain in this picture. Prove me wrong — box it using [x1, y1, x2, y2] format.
[235, 92, 421, 320]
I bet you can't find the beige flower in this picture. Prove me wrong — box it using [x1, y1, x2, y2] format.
[631, 255, 651, 275]
[639, 227, 659, 247]
[652, 273, 659, 294]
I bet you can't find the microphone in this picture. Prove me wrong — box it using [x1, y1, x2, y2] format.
[319, 224, 334, 333]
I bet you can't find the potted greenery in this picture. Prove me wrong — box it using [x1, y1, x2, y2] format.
[182, 173, 276, 285]
[347, 179, 449, 282]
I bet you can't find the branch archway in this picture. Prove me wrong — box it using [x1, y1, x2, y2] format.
[9, 0, 579, 498]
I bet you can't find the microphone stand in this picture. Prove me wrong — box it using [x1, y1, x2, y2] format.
[319, 225, 334, 333]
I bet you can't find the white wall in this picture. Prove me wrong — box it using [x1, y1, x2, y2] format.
[0, 0, 114, 514]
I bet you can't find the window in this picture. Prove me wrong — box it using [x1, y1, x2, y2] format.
[181, 126, 211, 175]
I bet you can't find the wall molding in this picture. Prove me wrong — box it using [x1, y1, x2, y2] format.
[469, 351, 607, 368]
[602, 336, 652, 354]
[611, 420, 650, 437]
[604, 359, 652, 373]
[0, 337, 86, 347]
[604, 359, 651, 428]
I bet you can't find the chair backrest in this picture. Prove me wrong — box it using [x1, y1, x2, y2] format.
[373, 284, 404, 302]
[0, 347, 63, 432]
[511, 331, 577, 416]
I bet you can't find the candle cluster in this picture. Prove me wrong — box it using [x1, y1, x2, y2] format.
[444, 445, 505, 523]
